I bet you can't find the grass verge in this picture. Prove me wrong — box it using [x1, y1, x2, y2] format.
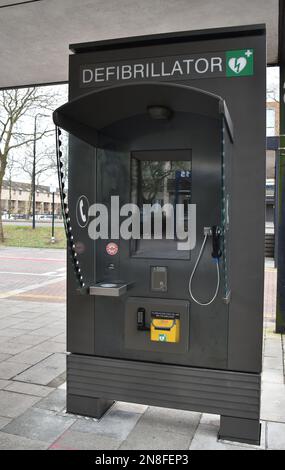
[0, 225, 66, 249]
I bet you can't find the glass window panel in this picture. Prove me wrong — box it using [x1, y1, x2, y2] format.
[130, 152, 192, 259]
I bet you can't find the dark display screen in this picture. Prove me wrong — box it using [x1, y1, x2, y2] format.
[130, 150, 191, 259]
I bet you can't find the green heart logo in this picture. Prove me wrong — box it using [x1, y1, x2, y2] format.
[228, 57, 247, 74]
[226, 49, 254, 77]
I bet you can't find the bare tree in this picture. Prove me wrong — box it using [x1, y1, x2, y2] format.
[0, 87, 57, 241]
[17, 142, 57, 215]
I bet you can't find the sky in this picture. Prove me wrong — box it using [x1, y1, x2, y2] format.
[4, 67, 281, 189]
[267, 66, 279, 101]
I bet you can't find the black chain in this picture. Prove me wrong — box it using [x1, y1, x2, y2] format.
[55, 126, 88, 293]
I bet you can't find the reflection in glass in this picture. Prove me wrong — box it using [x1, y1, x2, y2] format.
[130, 153, 191, 259]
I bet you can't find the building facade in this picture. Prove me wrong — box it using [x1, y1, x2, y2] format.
[266, 100, 279, 180]
[0, 180, 61, 217]
[265, 100, 279, 258]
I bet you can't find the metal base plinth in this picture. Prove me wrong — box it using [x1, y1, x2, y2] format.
[67, 354, 261, 444]
[67, 393, 114, 419]
[218, 416, 261, 446]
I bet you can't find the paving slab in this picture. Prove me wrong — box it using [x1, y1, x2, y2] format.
[140, 407, 201, 437]
[0, 310, 11, 317]
[0, 336, 10, 344]
[15, 353, 66, 385]
[47, 371, 66, 388]
[6, 304, 30, 317]
[119, 407, 200, 450]
[113, 401, 148, 414]
[262, 368, 284, 384]
[0, 431, 48, 450]
[29, 327, 65, 337]
[10, 321, 50, 331]
[261, 382, 285, 423]
[200, 413, 220, 427]
[8, 334, 50, 346]
[0, 360, 31, 379]
[50, 429, 120, 450]
[6, 349, 52, 365]
[263, 326, 278, 338]
[53, 336, 66, 345]
[0, 417, 12, 430]
[9, 308, 47, 317]
[32, 340, 66, 353]
[0, 328, 29, 338]
[58, 381, 66, 390]
[71, 408, 142, 440]
[35, 389, 66, 412]
[263, 339, 283, 358]
[0, 353, 12, 363]
[2, 407, 75, 444]
[0, 390, 41, 418]
[4, 381, 54, 398]
[0, 310, 12, 317]
[263, 355, 283, 370]
[11, 311, 48, 320]
[120, 421, 192, 450]
[0, 302, 28, 314]
[0, 341, 31, 355]
[0, 319, 21, 329]
[0, 379, 11, 389]
[267, 421, 285, 450]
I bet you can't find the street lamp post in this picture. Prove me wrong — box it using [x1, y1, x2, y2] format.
[32, 117, 36, 229]
[50, 185, 56, 243]
[32, 113, 48, 229]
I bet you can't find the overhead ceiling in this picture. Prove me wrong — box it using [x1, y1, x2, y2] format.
[0, 0, 280, 89]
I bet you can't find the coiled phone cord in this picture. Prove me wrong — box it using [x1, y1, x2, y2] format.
[188, 232, 220, 306]
[56, 126, 87, 293]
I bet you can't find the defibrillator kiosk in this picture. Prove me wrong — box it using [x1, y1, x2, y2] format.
[53, 25, 265, 445]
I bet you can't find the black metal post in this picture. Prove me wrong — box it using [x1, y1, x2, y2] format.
[51, 191, 55, 243]
[276, 4, 285, 333]
[32, 116, 36, 229]
[274, 149, 279, 269]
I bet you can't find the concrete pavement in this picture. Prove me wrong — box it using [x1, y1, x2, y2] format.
[0, 248, 284, 450]
[0, 247, 65, 302]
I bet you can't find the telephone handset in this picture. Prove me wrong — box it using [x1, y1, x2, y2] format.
[188, 225, 222, 306]
[211, 225, 222, 259]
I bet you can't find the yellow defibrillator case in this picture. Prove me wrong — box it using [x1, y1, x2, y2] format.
[150, 312, 180, 343]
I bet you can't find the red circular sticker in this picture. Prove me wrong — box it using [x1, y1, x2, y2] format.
[106, 242, 118, 256]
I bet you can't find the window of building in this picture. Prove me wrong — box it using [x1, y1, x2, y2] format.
[266, 108, 276, 136]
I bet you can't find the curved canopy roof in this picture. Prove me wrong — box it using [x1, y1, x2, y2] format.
[53, 81, 233, 143]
